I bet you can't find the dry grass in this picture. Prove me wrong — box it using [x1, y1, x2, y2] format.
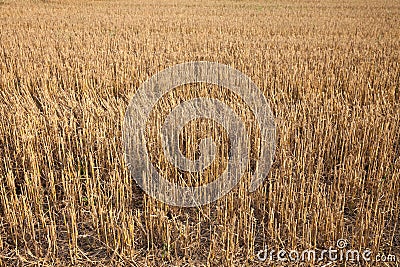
[0, 0, 399, 266]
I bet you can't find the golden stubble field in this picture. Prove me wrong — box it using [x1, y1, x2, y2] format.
[0, 0, 399, 266]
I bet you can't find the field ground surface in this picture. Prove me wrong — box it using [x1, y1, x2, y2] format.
[0, 0, 399, 266]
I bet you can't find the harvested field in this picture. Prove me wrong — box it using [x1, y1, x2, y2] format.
[0, 0, 399, 266]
